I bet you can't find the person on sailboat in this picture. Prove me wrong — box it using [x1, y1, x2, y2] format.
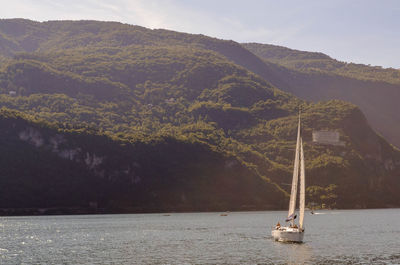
[285, 213, 297, 222]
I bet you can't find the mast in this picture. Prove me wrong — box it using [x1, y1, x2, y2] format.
[287, 114, 301, 223]
[299, 137, 305, 229]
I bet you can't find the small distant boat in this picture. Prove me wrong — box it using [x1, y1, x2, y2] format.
[272, 113, 305, 243]
[220, 213, 228, 216]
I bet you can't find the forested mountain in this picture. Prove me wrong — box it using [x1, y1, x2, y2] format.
[243, 43, 400, 148]
[0, 19, 399, 214]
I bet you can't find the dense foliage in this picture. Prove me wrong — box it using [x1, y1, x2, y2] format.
[0, 19, 399, 213]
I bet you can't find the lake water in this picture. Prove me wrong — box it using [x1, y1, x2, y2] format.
[0, 209, 399, 264]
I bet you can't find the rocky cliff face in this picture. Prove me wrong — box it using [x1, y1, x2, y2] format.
[0, 109, 286, 214]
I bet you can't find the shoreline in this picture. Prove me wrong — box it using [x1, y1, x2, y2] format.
[1, 205, 399, 217]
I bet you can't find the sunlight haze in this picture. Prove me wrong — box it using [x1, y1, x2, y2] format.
[1, 0, 399, 67]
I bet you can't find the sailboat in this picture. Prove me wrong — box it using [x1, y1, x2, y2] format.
[272, 113, 305, 243]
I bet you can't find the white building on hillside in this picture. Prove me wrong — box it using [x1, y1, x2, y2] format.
[312, 130, 345, 146]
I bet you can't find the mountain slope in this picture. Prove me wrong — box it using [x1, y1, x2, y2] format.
[243, 43, 400, 148]
[242, 43, 400, 84]
[0, 19, 287, 92]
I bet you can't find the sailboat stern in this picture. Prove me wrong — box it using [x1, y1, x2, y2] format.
[271, 227, 304, 243]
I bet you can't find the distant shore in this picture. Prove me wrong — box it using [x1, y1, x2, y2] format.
[1, 205, 398, 216]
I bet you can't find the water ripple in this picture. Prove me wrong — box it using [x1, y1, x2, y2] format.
[0, 209, 399, 264]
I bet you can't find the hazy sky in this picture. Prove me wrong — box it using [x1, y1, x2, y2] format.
[1, 0, 399, 68]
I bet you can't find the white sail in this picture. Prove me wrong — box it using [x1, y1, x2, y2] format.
[287, 116, 301, 220]
[299, 137, 305, 229]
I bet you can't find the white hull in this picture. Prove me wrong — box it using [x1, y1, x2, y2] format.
[271, 227, 304, 243]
